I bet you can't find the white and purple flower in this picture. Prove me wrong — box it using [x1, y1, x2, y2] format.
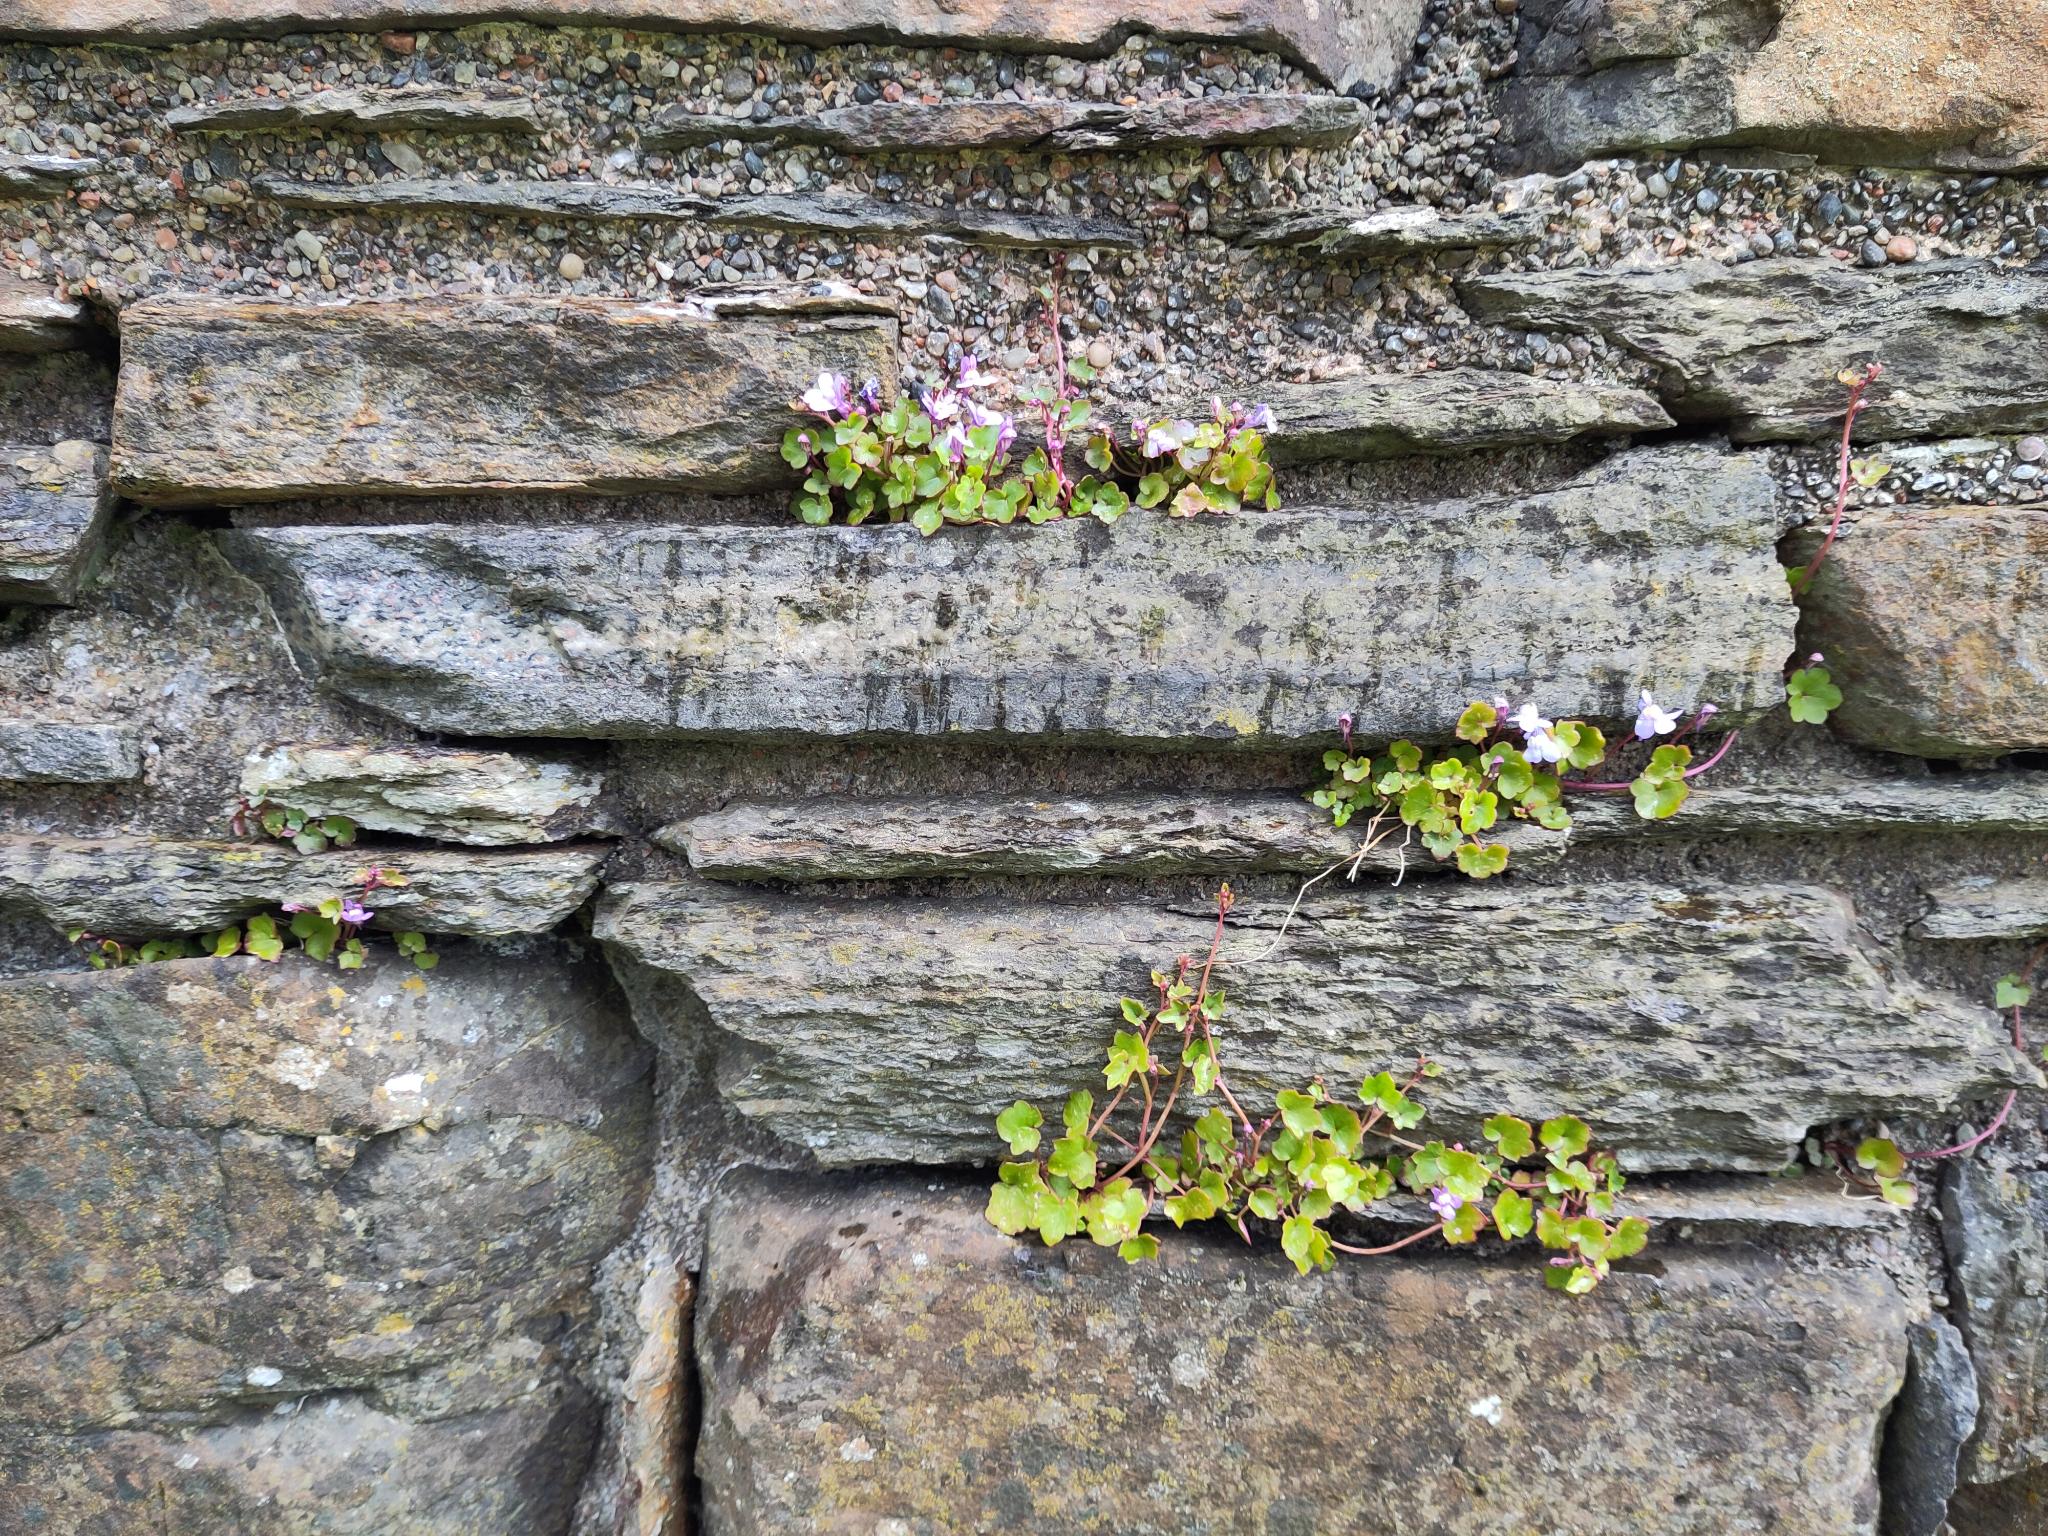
[956, 353, 992, 392]
[1429, 1187, 1463, 1221]
[1633, 689, 1681, 741]
[338, 898, 374, 926]
[797, 371, 853, 417]
[1514, 702, 1568, 765]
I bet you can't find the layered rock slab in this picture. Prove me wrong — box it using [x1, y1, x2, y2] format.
[241, 743, 610, 846]
[0, 946, 652, 1528]
[0, 836, 608, 935]
[593, 877, 2030, 1171]
[1459, 258, 2048, 443]
[0, 438, 112, 604]
[0, 1, 1424, 93]
[1942, 1161, 2048, 1482]
[697, 1173, 1908, 1536]
[109, 292, 899, 505]
[168, 85, 542, 135]
[0, 720, 141, 783]
[219, 444, 1796, 746]
[1796, 506, 2048, 757]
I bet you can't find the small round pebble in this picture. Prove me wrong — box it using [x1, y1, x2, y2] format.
[2019, 436, 2047, 464]
[557, 252, 586, 280]
[1886, 235, 1918, 262]
[1085, 339, 1113, 369]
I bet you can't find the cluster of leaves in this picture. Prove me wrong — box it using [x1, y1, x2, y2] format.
[985, 888, 1645, 1293]
[1786, 661, 1843, 726]
[232, 798, 358, 855]
[1310, 697, 1702, 878]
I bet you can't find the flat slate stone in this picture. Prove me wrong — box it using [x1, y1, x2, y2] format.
[0, 720, 141, 783]
[1881, 1317, 1981, 1536]
[0, 1, 1423, 92]
[110, 292, 899, 505]
[0, 439, 112, 605]
[0, 835, 608, 936]
[218, 443, 1796, 746]
[1796, 506, 2048, 757]
[647, 93, 1365, 152]
[1914, 877, 2048, 941]
[1505, 0, 2048, 173]
[1459, 258, 2048, 443]
[1570, 770, 2048, 837]
[253, 173, 1144, 249]
[1942, 1161, 2048, 1482]
[168, 85, 542, 134]
[0, 946, 650, 1529]
[242, 743, 610, 846]
[0, 278, 89, 353]
[697, 1173, 1908, 1536]
[0, 152, 97, 194]
[593, 877, 2031, 1171]
[1225, 201, 1548, 256]
[1260, 368, 1672, 463]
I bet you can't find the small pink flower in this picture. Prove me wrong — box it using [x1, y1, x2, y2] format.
[957, 353, 992, 391]
[339, 899, 373, 926]
[279, 901, 307, 914]
[923, 387, 961, 423]
[1429, 1187, 1462, 1221]
[797, 371, 852, 417]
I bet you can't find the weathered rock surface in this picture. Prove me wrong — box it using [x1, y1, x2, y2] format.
[1914, 877, 2048, 941]
[0, 438, 112, 605]
[242, 743, 610, 846]
[169, 85, 542, 134]
[1226, 202, 1548, 256]
[1459, 258, 2048, 443]
[665, 789, 1568, 881]
[254, 173, 1143, 249]
[1882, 1317, 1981, 1536]
[1796, 506, 2048, 757]
[0, 151, 97, 194]
[697, 1173, 1908, 1536]
[0, 836, 608, 935]
[0, 720, 141, 783]
[0, 276, 89, 353]
[594, 877, 2030, 1171]
[0, 945, 651, 1530]
[111, 292, 897, 505]
[1506, 0, 2048, 172]
[648, 93, 1365, 152]
[0, 1, 1424, 91]
[1948, 1465, 2048, 1532]
[1260, 369, 1671, 463]
[1569, 770, 2048, 837]
[1942, 1161, 2048, 1482]
[219, 444, 1796, 746]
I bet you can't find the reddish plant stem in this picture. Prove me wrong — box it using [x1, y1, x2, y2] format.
[1795, 361, 1883, 591]
[1329, 1223, 1446, 1257]
[1561, 729, 1741, 794]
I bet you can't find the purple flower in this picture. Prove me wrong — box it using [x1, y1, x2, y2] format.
[1696, 703, 1719, 723]
[339, 899, 373, 926]
[1429, 1187, 1462, 1221]
[957, 353, 992, 391]
[1144, 419, 1195, 457]
[966, 400, 1017, 457]
[1130, 416, 1148, 443]
[279, 901, 307, 914]
[1633, 689, 1681, 741]
[1514, 703, 1567, 765]
[857, 377, 883, 412]
[938, 419, 972, 462]
[1243, 402, 1276, 431]
[923, 387, 962, 423]
[797, 371, 852, 417]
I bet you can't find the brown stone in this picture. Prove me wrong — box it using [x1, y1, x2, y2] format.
[110, 292, 899, 505]
[696, 1173, 1910, 1536]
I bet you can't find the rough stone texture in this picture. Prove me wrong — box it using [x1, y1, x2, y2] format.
[1949, 1465, 2048, 1533]
[1795, 506, 2048, 757]
[0, 151, 97, 193]
[1225, 202, 1548, 255]
[1881, 1317, 1980, 1536]
[1260, 369, 1671, 464]
[665, 789, 1568, 881]
[110, 293, 900, 505]
[219, 444, 1796, 746]
[0, 720, 141, 784]
[1506, 0, 2048, 172]
[647, 93, 1365, 152]
[594, 877, 2031, 1171]
[0, 276, 89, 353]
[1914, 877, 2048, 941]
[1459, 258, 2048, 443]
[0, 944, 652, 1533]
[0, 438, 112, 605]
[1942, 1161, 2048, 1483]
[697, 1173, 1909, 1536]
[0, 0, 1427, 91]
[168, 85, 543, 134]
[241, 744, 611, 847]
[617, 1262, 691, 1536]
[0, 836, 609, 936]
[254, 173, 1143, 249]
[1568, 770, 2048, 838]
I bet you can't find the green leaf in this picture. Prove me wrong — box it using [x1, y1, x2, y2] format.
[985, 1167, 1041, 1236]
[1135, 471, 1171, 508]
[1455, 700, 1498, 744]
[1276, 1088, 1323, 1139]
[1540, 1115, 1591, 1160]
[1063, 1090, 1094, 1137]
[1105, 1030, 1150, 1089]
[996, 1101, 1043, 1156]
[1607, 1215, 1650, 1259]
[1441, 1201, 1487, 1244]
[1047, 1135, 1097, 1190]
[1120, 997, 1150, 1026]
[1118, 1234, 1159, 1263]
[1630, 770, 1690, 820]
[1996, 975, 2033, 1010]
[1854, 1137, 1905, 1179]
[1280, 1215, 1330, 1275]
[1455, 842, 1510, 879]
[1492, 1188, 1535, 1241]
[211, 926, 243, 959]
[1482, 1114, 1535, 1160]
[1878, 1176, 1918, 1208]
[1163, 1186, 1217, 1226]
[1786, 665, 1843, 725]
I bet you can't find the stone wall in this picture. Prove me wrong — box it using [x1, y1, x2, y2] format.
[1, 2, 2045, 1532]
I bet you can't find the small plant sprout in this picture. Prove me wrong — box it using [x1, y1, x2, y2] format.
[986, 887, 1644, 1292]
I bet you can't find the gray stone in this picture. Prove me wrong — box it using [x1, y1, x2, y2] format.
[0, 152, 98, 195]
[0, 835, 608, 936]
[1942, 1161, 2048, 1482]
[1914, 877, 2048, 941]
[1459, 259, 2048, 443]
[252, 173, 1143, 250]
[0, 720, 141, 784]
[593, 877, 2031, 1171]
[0, 438, 112, 605]
[1260, 369, 1672, 464]
[697, 1173, 1908, 1536]
[0, 0, 1428, 93]
[1794, 506, 2048, 757]
[1568, 770, 2048, 838]
[1880, 1317, 1980, 1536]
[0, 944, 651, 1530]
[0, 277, 88, 354]
[218, 444, 1796, 747]
[1225, 202, 1548, 257]
[167, 85, 543, 135]
[110, 292, 898, 505]
[647, 93, 1366, 152]
[241, 743, 610, 846]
